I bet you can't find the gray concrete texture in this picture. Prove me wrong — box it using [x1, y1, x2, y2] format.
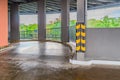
[61, 0, 70, 42]
[10, 3, 20, 41]
[38, 0, 46, 41]
[77, 0, 86, 23]
[86, 29, 120, 61]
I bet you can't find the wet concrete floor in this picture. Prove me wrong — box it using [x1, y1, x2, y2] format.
[0, 41, 120, 80]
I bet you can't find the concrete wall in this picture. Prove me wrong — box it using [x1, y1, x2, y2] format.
[0, 0, 8, 47]
[86, 29, 120, 61]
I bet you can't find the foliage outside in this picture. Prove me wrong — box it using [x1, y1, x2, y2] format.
[20, 19, 76, 41]
[87, 16, 120, 28]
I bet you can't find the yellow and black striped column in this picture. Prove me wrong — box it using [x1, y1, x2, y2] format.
[76, 23, 86, 52]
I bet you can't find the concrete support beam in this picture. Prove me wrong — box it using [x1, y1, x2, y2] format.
[61, 0, 70, 42]
[38, 0, 46, 41]
[10, 3, 20, 42]
[77, 0, 86, 61]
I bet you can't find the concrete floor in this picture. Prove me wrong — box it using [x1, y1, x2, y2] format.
[0, 41, 120, 80]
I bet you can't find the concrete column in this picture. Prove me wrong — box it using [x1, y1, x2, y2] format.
[0, 0, 8, 47]
[77, 0, 86, 60]
[77, 0, 86, 23]
[38, 0, 46, 41]
[61, 0, 70, 42]
[10, 3, 20, 42]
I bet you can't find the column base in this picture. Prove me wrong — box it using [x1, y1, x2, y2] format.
[77, 52, 85, 61]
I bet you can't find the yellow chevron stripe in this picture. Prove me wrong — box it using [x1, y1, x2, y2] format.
[76, 46, 80, 51]
[76, 23, 86, 52]
[81, 24, 86, 29]
[76, 39, 80, 44]
[76, 32, 80, 37]
[81, 39, 86, 44]
[76, 24, 80, 29]
[81, 32, 86, 37]
[81, 46, 86, 52]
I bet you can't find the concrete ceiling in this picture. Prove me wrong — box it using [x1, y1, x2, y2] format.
[8, 0, 120, 14]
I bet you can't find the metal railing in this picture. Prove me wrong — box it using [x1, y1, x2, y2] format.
[20, 30, 38, 40]
[46, 27, 76, 42]
[69, 26, 76, 42]
[20, 27, 76, 42]
[46, 28, 61, 41]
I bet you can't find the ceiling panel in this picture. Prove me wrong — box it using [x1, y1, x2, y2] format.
[8, 0, 120, 14]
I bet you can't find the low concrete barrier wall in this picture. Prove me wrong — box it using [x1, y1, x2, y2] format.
[86, 28, 120, 61]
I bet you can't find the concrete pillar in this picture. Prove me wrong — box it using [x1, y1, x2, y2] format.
[0, 0, 8, 47]
[77, 0, 86, 23]
[38, 0, 46, 41]
[77, 0, 86, 60]
[10, 3, 20, 42]
[61, 0, 70, 42]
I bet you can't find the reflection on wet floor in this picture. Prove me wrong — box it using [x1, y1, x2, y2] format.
[0, 41, 120, 80]
[0, 41, 70, 62]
